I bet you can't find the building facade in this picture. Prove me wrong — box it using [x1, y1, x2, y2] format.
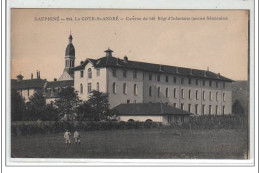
[73, 46, 233, 115]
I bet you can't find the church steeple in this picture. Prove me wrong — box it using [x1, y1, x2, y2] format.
[58, 33, 76, 81]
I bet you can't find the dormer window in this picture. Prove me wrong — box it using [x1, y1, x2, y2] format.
[80, 71, 84, 78]
[123, 70, 127, 78]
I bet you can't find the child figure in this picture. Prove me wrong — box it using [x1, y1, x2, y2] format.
[74, 130, 81, 145]
[64, 130, 71, 145]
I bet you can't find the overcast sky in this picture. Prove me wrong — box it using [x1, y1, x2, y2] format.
[11, 9, 248, 81]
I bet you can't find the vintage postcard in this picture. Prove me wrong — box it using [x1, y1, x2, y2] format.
[8, 8, 252, 165]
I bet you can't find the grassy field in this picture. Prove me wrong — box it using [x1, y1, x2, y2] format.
[11, 128, 248, 159]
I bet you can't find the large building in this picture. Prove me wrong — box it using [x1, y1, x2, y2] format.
[12, 34, 233, 116]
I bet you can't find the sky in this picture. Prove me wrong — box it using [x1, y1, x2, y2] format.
[11, 9, 248, 81]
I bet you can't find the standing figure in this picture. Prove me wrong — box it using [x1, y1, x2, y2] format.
[74, 130, 81, 145]
[64, 130, 71, 145]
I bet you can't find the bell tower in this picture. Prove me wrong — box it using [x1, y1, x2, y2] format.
[58, 33, 76, 81]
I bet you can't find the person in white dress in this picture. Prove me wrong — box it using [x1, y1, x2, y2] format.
[74, 130, 81, 145]
[64, 130, 71, 145]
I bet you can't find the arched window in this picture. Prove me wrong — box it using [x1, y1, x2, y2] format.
[166, 88, 169, 97]
[203, 91, 206, 100]
[157, 87, 160, 97]
[209, 91, 212, 101]
[188, 89, 191, 99]
[96, 82, 99, 91]
[80, 83, 83, 94]
[149, 86, 152, 97]
[134, 84, 138, 95]
[123, 83, 127, 94]
[112, 82, 116, 94]
[216, 92, 218, 101]
[223, 92, 226, 102]
[88, 68, 92, 79]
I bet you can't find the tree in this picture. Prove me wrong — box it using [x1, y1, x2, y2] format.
[232, 99, 245, 115]
[87, 90, 110, 121]
[26, 92, 46, 120]
[11, 89, 27, 121]
[77, 101, 94, 121]
[54, 87, 81, 119]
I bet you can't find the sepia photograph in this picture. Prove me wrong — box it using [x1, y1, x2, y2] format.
[9, 9, 250, 161]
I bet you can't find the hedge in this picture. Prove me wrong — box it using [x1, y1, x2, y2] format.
[11, 115, 247, 136]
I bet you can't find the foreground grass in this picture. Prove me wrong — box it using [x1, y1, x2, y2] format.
[11, 128, 248, 159]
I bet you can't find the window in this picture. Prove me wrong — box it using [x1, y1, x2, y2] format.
[96, 69, 100, 77]
[87, 83, 92, 93]
[188, 90, 191, 99]
[195, 104, 198, 114]
[203, 91, 206, 100]
[88, 68, 92, 79]
[168, 115, 172, 123]
[196, 79, 199, 85]
[112, 69, 117, 77]
[173, 88, 176, 98]
[96, 82, 99, 91]
[80, 71, 84, 78]
[196, 90, 199, 100]
[166, 88, 169, 97]
[123, 83, 127, 94]
[80, 84, 83, 94]
[181, 89, 184, 99]
[123, 70, 127, 78]
[202, 105, 205, 115]
[181, 77, 184, 84]
[127, 99, 130, 104]
[216, 81, 218, 88]
[133, 71, 137, 79]
[149, 86, 152, 97]
[209, 105, 212, 115]
[149, 73, 152, 81]
[173, 76, 177, 83]
[209, 80, 212, 87]
[173, 103, 177, 108]
[223, 92, 226, 102]
[157, 87, 161, 97]
[27, 89, 30, 97]
[216, 92, 218, 101]
[157, 74, 160, 82]
[216, 105, 218, 115]
[166, 75, 169, 82]
[209, 91, 212, 101]
[223, 82, 226, 88]
[181, 103, 184, 110]
[202, 80, 205, 86]
[188, 78, 191, 84]
[188, 104, 191, 112]
[134, 84, 138, 95]
[112, 82, 116, 94]
[222, 106, 225, 115]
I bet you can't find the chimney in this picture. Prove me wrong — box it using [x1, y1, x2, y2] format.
[31, 73, 33, 79]
[38, 71, 41, 79]
[217, 73, 221, 78]
[207, 67, 209, 71]
[124, 56, 128, 63]
[80, 61, 84, 65]
[54, 78, 57, 81]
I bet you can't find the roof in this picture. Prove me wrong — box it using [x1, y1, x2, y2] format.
[45, 80, 74, 88]
[65, 43, 75, 56]
[73, 56, 233, 82]
[11, 79, 47, 90]
[113, 103, 192, 116]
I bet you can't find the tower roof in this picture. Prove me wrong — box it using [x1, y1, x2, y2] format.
[65, 34, 75, 56]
